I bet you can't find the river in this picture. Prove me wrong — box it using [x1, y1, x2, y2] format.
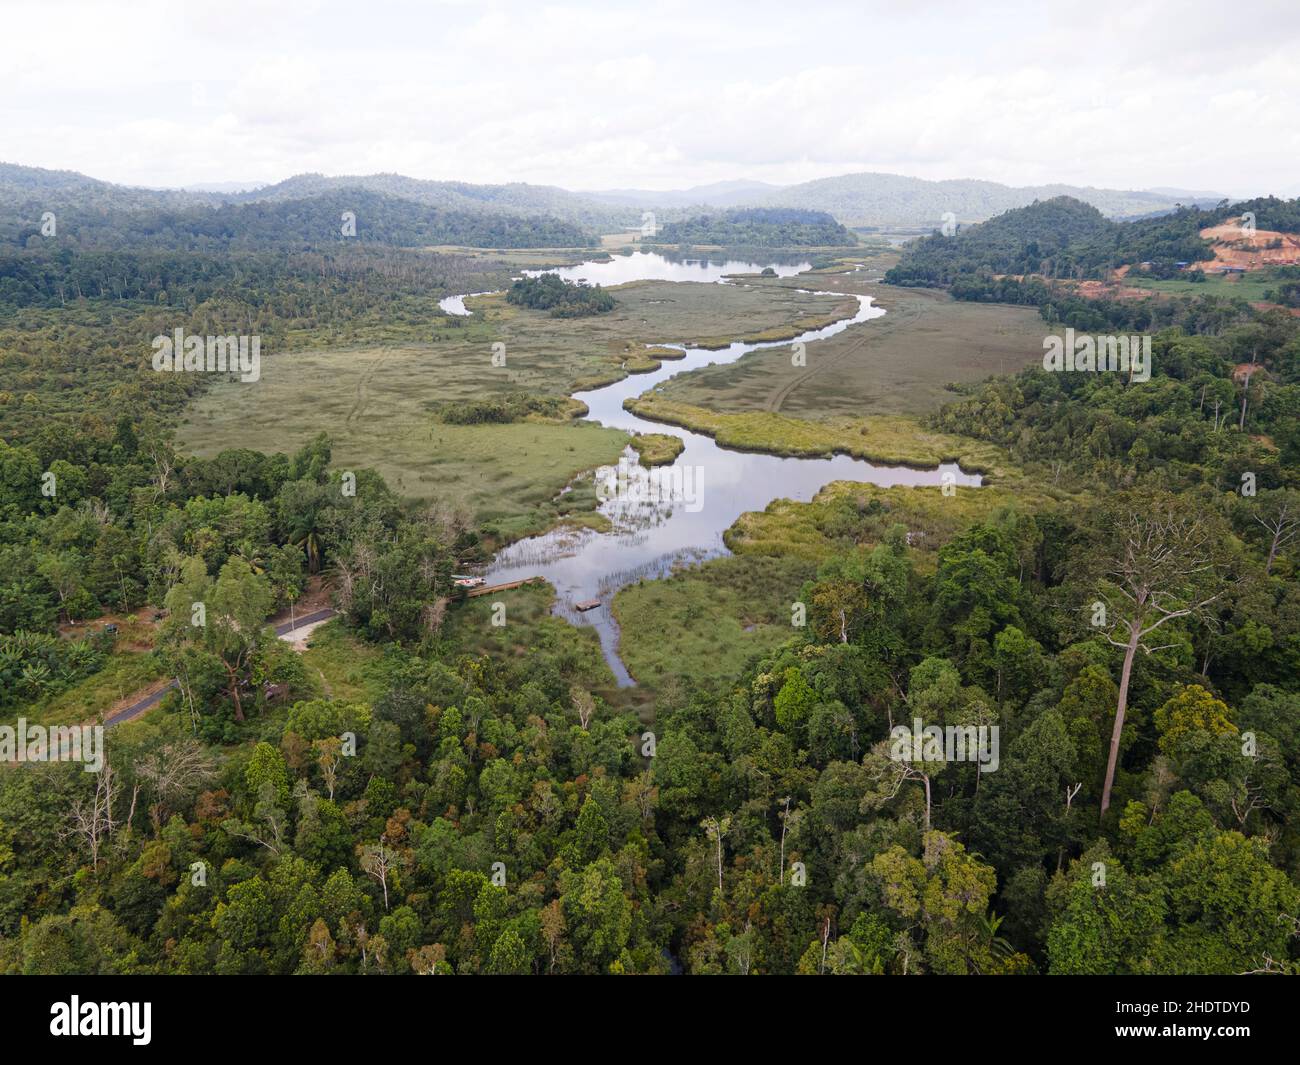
[439, 252, 980, 685]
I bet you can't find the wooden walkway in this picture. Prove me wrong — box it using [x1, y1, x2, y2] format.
[464, 576, 546, 598]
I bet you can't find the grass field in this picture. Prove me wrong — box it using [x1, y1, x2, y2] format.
[181, 278, 844, 537]
[299, 622, 391, 704]
[612, 554, 815, 691]
[651, 281, 1047, 418]
[1124, 273, 1281, 302]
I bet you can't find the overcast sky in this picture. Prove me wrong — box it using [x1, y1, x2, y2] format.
[3, 0, 1297, 196]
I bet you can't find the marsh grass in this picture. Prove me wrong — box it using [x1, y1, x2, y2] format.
[624, 397, 1012, 477]
[628, 433, 685, 467]
[654, 283, 1047, 419]
[442, 582, 617, 691]
[612, 554, 815, 691]
[182, 278, 837, 535]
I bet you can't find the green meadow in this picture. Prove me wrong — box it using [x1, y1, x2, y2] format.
[652, 282, 1047, 418]
[612, 555, 816, 691]
[181, 278, 843, 538]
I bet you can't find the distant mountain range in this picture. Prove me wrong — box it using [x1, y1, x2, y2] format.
[0, 164, 600, 249]
[762, 173, 1230, 227]
[583, 175, 1231, 226]
[0, 161, 1243, 246]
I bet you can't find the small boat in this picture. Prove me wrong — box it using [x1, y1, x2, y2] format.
[575, 599, 601, 612]
[452, 575, 486, 589]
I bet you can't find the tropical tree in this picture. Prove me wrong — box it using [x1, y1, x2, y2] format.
[1084, 492, 1235, 816]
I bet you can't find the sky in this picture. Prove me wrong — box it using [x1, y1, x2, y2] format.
[3, 0, 1298, 197]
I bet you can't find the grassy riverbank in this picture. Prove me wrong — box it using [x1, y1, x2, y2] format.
[724, 479, 1057, 567]
[622, 396, 1014, 478]
[653, 282, 1047, 418]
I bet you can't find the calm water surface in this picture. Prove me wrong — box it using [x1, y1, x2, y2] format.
[442, 252, 980, 684]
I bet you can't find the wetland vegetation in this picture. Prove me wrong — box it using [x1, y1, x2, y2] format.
[4, 156, 1300, 982]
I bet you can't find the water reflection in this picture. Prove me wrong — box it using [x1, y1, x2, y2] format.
[453, 255, 982, 685]
[524, 250, 812, 286]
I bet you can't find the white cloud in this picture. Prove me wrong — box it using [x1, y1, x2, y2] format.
[0, 0, 1296, 196]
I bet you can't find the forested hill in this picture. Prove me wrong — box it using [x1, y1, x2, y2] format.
[0, 162, 223, 213]
[652, 207, 855, 247]
[885, 195, 1300, 285]
[229, 172, 631, 231]
[0, 187, 596, 251]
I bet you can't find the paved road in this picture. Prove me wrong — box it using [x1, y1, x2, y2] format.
[103, 609, 339, 728]
[106, 679, 180, 728]
[274, 608, 338, 637]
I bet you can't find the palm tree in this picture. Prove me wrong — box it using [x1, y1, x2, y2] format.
[278, 483, 329, 574]
[234, 540, 267, 576]
[290, 523, 323, 574]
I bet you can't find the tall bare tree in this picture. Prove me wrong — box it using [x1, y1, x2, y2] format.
[313, 736, 344, 801]
[1089, 493, 1235, 818]
[360, 840, 398, 911]
[65, 759, 123, 870]
[1252, 489, 1300, 575]
[701, 815, 730, 897]
[570, 686, 596, 730]
[136, 737, 216, 830]
[1238, 347, 1259, 431]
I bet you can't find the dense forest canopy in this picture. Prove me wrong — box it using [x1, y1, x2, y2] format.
[0, 188, 596, 252]
[505, 273, 616, 316]
[0, 162, 632, 234]
[653, 207, 855, 248]
[0, 180, 1298, 978]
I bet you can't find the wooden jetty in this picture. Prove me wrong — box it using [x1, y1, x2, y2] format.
[464, 576, 546, 598]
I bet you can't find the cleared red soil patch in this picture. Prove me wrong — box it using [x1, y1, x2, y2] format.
[1249, 300, 1300, 317]
[993, 272, 1157, 303]
[1071, 278, 1157, 301]
[1194, 223, 1300, 272]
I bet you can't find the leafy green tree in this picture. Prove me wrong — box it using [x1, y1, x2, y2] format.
[164, 556, 273, 721]
[773, 668, 817, 734]
[871, 832, 1003, 974]
[560, 859, 632, 973]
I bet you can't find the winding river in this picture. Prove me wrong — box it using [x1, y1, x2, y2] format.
[439, 252, 979, 685]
